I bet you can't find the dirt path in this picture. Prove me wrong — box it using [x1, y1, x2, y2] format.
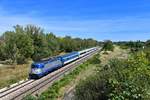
[100, 46, 129, 65]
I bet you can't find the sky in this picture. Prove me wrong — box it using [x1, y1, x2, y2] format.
[0, 0, 150, 41]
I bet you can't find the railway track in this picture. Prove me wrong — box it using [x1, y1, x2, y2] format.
[0, 80, 34, 97]
[0, 48, 100, 100]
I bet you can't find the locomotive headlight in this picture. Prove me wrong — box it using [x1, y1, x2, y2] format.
[35, 69, 42, 74]
[32, 68, 42, 74]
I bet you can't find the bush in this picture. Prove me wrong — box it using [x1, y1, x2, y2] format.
[75, 75, 110, 100]
[88, 54, 101, 64]
[23, 95, 36, 100]
[108, 80, 144, 100]
[75, 52, 150, 100]
[75, 77, 144, 100]
[102, 40, 114, 51]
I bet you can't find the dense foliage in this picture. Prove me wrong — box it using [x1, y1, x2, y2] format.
[0, 25, 100, 64]
[75, 51, 150, 100]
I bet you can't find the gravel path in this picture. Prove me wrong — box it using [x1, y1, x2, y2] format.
[63, 87, 75, 100]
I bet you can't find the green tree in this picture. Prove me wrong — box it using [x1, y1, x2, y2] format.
[24, 24, 44, 36]
[145, 40, 150, 48]
[60, 36, 74, 52]
[3, 31, 19, 63]
[32, 34, 49, 61]
[0, 41, 6, 60]
[0, 24, 100, 63]
[102, 40, 114, 51]
[2, 25, 34, 64]
[46, 33, 60, 55]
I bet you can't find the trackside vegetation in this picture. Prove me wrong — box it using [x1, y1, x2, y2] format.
[23, 53, 101, 100]
[75, 50, 150, 100]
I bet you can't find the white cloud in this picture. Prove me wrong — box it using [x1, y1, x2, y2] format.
[0, 6, 150, 41]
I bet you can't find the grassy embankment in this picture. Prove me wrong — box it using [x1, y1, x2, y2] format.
[0, 63, 31, 89]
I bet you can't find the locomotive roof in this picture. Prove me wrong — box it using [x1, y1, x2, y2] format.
[60, 51, 78, 58]
[33, 51, 78, 65]
[34, 57, 57, 64]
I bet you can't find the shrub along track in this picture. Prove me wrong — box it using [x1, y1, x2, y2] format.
[0, 48, 100, 100]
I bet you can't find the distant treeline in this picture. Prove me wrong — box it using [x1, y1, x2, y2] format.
[103, 40, 150, 53]
[114, 40, 150, 51]
[0, 25, 101, 64]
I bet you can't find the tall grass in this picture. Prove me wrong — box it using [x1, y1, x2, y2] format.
[0, 64, 30, 88]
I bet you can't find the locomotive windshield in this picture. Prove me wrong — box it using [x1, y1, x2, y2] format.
[31, 65, 36, 68]
[31, 63, 44, 68]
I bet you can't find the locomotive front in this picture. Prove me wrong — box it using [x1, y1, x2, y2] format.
[29, 63, 44, 79]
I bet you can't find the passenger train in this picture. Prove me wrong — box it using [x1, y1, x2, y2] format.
[29, 47, 97, 79]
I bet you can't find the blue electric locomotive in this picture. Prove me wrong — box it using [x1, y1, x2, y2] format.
[29, 51, 79, 79]
[29, 58, 63, 78]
